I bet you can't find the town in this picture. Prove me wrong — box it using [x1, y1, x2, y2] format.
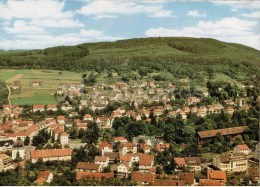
[0, 78, 259, 186]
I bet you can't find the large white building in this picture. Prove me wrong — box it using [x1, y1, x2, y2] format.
[213, 152, 248, 173]
[12, 147, 26, 160]
[30, 148, 72, 163]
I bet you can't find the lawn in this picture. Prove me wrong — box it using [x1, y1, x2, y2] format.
[10, 95, 57, 105]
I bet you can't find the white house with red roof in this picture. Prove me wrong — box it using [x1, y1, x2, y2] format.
[57, 116, 66, 124]
[33, 105, 45, 112]
[59, 132, 69, 145]
[83, 114, 93, 121]
[99, 141, 113, 156]
[234, 144, 250, 155]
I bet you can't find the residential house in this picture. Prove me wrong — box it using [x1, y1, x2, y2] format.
[246, 167, 259, 184]
[224, 106, 235, 115]
[35, 171, 53, 185]
[33, 105, 45, 112]
[132, 135, 156, 147]
[179, 172, 195, 186]
[139, 143, 151, 154]
[59, 131, 69, 145]
[155, 142, 170, 153]
[94, 156, 109, 168]
[99, 141, 113, 156]
[0, 154, 13, 171]
[184, 157, 202, 172]
[213, 152, 248, 173]
[113, 137, 128, 144]
[76, 162, 102, 172]
[139, 154, 154, 173]
[30, 148, 72, 163]
[196, 107, 207, 117]
[187, 97, 200, 106]
[234, 144, 250, 155]
[207, 170, 227, 184]
[174, 157, 202, 172]
[131, 171, 155, 185]
[95, 116, 111, 128]
[117, 163, 130, 178]
[118, 142, 137, 155]
[31, 81, 43, 86]
[103, 152, 119, 164]
[57, 116, 66, 124]
[46, 104, 57, 111]
[83, 114, 93, 121]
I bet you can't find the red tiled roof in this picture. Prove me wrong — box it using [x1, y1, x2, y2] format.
[198, 126, 248, 138]
[76, 162, 100, 171]
[37, 170, 51, 180]
[31, 148, 72, 159]
[99, 141, 113, 149]
[207, 170, 227, 182]
[84, 114, 92, 118]
[139, 154, 154, 166]
[199, 179, 224, 186]
[33, 105, 45, 109]
[247, 167, 259, 178]
[57, 115, 65, 120]
[236, 144, 249, 150]
[179, 172, 194, 185]
[94, 156, 109, 162]
[152, 179, 186, 186]
[174, 157, 186, 165]
[132, 171, 155, 183]
[76, 171, 114, 180]
[113, 136, 127, 142]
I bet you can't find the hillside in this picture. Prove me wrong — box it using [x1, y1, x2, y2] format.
[0, 37, 259, 85]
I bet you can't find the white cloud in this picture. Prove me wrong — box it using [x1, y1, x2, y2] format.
[2, 21, 11, 26]
[145, 17, 259, 49]
[149, 10, 176, 18]
[0, 0, 73, 20]
[212, 1, 260, 10]
[3, 20, 45, 34]
[77, 0, 174, 19]
[241, 11, 260, 19]
[0, 29, 122, 50]
[187, 10, 207, 17]
[30, 19, 84, 28]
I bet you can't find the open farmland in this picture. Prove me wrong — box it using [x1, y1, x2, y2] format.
[0, 69, 83, 105]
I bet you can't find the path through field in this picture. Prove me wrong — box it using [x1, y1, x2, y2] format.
[6, 84, 11, 106]
[6, 74, 23, 83]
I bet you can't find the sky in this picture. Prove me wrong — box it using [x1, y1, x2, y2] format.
[0, 0, 259, 50]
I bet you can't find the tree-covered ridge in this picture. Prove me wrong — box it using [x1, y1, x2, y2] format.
[0, 37, 259, 71]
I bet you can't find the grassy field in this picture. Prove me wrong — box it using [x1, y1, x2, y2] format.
[10, 95, 57, 105]
[0, 69, 84, 105]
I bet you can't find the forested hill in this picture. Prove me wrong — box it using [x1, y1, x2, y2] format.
[0, 37, 259, 83]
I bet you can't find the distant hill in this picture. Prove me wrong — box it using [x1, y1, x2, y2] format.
[0, 37, 259, 84]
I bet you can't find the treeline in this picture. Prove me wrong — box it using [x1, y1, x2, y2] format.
[0, 37, 259, 84]
[0, 81, 8, 106]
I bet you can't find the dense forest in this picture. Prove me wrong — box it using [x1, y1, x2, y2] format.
[0, 37, 259, 84]
[0, 81, 8, 106]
